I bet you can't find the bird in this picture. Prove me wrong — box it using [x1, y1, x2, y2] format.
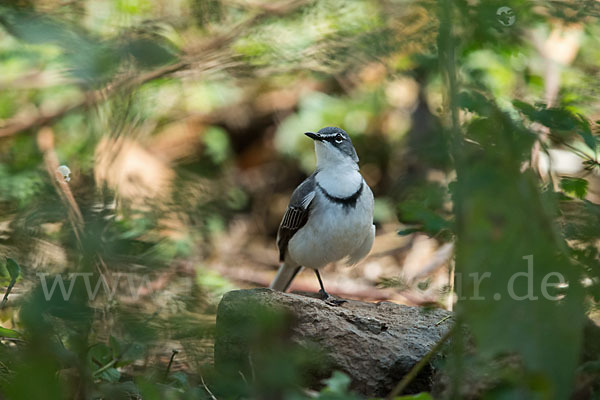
[270, 127, 375, 305]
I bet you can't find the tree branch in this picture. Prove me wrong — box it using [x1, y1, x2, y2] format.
[0, 0, 309, 138]
[0, 61, 189, 138]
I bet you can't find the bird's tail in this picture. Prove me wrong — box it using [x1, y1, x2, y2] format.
[269, 262, 302, 292]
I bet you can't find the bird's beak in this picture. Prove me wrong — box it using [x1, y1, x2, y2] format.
[305, 132, 322, 141]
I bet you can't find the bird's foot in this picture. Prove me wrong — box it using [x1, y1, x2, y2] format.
[319, 289, 347, 306]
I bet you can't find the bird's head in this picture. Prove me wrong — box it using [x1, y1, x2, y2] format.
[305, 127, 359, 169]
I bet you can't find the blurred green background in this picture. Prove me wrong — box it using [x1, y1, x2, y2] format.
[0, 0, 599, 398]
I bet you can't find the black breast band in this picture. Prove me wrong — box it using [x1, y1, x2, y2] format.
[316, 181, 364, 208]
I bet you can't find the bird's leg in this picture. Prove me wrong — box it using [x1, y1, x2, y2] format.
[314, 269, 346, 306]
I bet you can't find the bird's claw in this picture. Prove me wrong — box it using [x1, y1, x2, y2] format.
[319, 289, 347, 306]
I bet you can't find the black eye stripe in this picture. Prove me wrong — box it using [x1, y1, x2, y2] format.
[322, 134, 345, 143]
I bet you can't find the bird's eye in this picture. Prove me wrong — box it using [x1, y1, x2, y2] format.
[335, 134, 344, 143]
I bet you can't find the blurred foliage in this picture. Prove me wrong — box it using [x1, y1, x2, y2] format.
[0, 0, 599, 399]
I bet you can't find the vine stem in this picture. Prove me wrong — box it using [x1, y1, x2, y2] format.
[92, 358, 118, 378]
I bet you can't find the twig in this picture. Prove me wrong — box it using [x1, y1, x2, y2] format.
[37, 127, 84, 242]
[386, 325, 455, 399]
[200, 374, 218, 400]
[435, 315, 452, 326]
[0, 61, 188, 138]
[0, 279, 17, 309]
[248, 353, 256, 382]
[164, 349, 179, 378]
[92, 358, 118, 378]
[92, 340, 138, 378]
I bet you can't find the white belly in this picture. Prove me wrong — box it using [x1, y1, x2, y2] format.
[287, 186, 374, 269]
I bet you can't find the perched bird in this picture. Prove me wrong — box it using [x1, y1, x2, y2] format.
[270, 127, 375, 305]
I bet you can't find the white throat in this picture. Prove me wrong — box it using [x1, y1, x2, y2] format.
[314, 142, 362, 197]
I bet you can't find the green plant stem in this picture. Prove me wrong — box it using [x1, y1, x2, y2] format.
[435, 315, 452, 326]
[1, 279, 16, 309]
[92, 358, 118, 378]
[437, 2, 466, 397]
[92, 340, 140, 379]
[386, 325, 455, 399]
[437, 0, 464, 237]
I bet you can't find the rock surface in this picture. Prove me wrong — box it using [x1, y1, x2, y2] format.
[214, 288, 453, 397]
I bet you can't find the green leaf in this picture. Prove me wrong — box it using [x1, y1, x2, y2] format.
[109, 335, 121, 359]
[394, 393, 434, 400]
[538, 108, 577, 130]
[397, 228, 420, 236]
[322, 371, 351, 394]
[455, 109, 585, 399]
[397, 182, 452, 237]
[119, 37, 177, 68]
[0, 326, 21, 338]
[88, 343, 113, 370]
[459, 90, 493, 115]
[560, 177, 588, 200]
[0, 8, 73, 45]
[578, 360, 600, 374]
[121, 342, 146, 364]
[0, 8, 117, 82]
[135, 378, 162, 400]
[98, 367, 120, 383]
[577, 130, 597, 151]
[203, 126, 231, 165]
[512, 100, 537, 118]
[97, 381, 139, 398]
[167, 371, 188, 388]
[5, 258, 20, 282]
[89, 343, 112, 362]
[559, 200, 600, 240]
[513, 102, 593, 144]
[398, 203, 450, 236]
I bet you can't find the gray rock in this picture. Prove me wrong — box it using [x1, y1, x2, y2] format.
[214, 288, 453, 397]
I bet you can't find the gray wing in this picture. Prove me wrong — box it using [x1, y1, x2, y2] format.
[277, 174, 316, 262]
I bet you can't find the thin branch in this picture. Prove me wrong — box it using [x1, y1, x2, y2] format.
[0, 61, 188, 138]
[386, 325, 455, 399]
[37, 127, 84, 242]
[435, 314, 452, 326]
[164, 349, 179, 379]
[92, 340, 139, 378]
[201, 374, 218, 400]
[92, 358, 118, 378]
